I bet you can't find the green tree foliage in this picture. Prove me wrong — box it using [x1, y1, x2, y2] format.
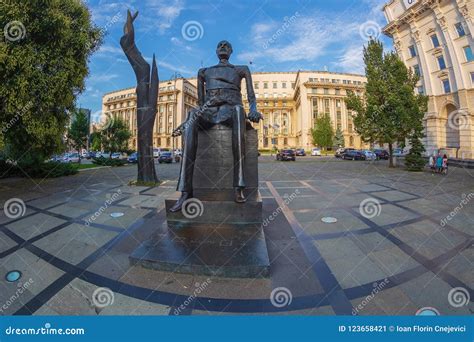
[334, 127, 345, 148]
[346, 39, 428, 167]
[405, 127, 426, 171]
[99, 118, 131, 157]
[311, 113, 334, 152]
[67, 110, 89, 162]
[0, 0, 102, 166]
[90, 132, 102, 151]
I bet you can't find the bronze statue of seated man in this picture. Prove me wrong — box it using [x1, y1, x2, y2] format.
[170, 40, 262, 212]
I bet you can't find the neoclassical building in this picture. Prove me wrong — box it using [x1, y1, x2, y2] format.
[383, 0, 474, 159]
[101, 71, 367, 150]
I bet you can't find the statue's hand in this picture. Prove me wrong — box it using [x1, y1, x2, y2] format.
[172, 124, 185, 137]
[121, 10, 138, 47]
[247, 111, 263, 123]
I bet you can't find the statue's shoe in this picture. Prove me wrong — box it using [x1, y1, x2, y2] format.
[235, 188, 246, 203]
[169, 192, 193, 212]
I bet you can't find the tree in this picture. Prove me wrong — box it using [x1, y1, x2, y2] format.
[334, 127, 345, 148]
[99, 118, 131, 157]
[405, 127, 426, 171]
[90, 132, 102, 151]
[0, 0, 102, 166]
[120, 11, 159, 184]
[67, 110, 89, 163]
[311, 113, 334, 153]
[346, 39, 427, 167]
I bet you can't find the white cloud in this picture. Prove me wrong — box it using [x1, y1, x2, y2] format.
[139, 0, 185, 33]
[335, 45, 365, 74]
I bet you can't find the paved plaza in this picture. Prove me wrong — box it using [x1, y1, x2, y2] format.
[0, 157, 472, 316]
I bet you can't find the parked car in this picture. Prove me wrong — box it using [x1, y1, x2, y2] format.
[128, 152, 138, 163]
[276, 149, 296, 161]
[97, 152, 111, 159]
[335, 147, 347, 158]
[111, 152, 122, 159]
[62, 153, 80, 163]
[342, 150, 366, 160]
[311, 148, 321, 156]
[373, 149, 389, 160]
[153, 148, 170, 158]
[85, 151, 96, 159]
[50, 154, 63, 162]
[158, 151, 173, 163]
[295, 148, 306, 156]
[362, 150, 376, 161]
[393, 148, 406, 157]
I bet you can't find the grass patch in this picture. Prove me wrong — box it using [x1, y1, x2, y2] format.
[128, 180, 162, 187]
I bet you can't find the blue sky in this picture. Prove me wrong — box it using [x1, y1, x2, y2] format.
[79, 0, 393, 121]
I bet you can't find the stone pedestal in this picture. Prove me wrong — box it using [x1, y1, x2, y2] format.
[130, 125, 269, 278]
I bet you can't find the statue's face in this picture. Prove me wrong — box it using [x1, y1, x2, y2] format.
[216, 40, 233, 60]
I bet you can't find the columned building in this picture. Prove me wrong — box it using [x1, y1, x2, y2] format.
[383, 0, 474, 159]
[102, 71, 368, 150]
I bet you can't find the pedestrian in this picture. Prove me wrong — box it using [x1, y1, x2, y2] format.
[429, 154, 435, 173]
[442, 154, 448, 175]
[436, 154, 443, 173]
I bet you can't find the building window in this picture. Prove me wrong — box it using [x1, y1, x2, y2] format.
[455, 22, 466, 37]
[409, 45, 417, 58]
[348, 123, 353, 133]
[273, 82, 277, 89]
[291, 83, 295, 89]
[417, 86, 424, 95]
[442, 79, 451, 94]
[471, 72, 474, 84]
[437, 55, 446, 70]
[159, 105, 164, 113]
[463, 46, 473, 62]
[324, 88, 329, 95]
[349, 136, 354, 146]
[335, 89, 340, 95]
[282, 82, 287, 88]
[311, 88, 317, 94]
[413, 64, 421, 77]
[264, 93, 268, 98]
[254, 82, 259, 89]
[430, 34, 440, 48]
[336, 99, 341, 108]
[263, 82, 268, 89]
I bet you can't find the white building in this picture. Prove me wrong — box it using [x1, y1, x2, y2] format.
[383, 0, 474, 159]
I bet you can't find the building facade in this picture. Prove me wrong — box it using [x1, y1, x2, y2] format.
[101, 71, 367, 151]
[383, 0, 474, 159]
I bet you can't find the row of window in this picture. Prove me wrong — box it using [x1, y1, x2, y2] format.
[308, 78, 364, 85]
[254, 82, 295, 90]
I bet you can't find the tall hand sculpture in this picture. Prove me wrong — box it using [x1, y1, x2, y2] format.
[120, 10, 159, 183]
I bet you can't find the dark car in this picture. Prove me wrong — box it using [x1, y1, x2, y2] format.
[374, 149, 390, 160]
[128, 152, 138, 163]
[276, 149, 296, 161]
[343, 150, 366, 160]
[158, 152, 173, 163]
[335, 147, 351, 158]
[295, 148, 306, 156]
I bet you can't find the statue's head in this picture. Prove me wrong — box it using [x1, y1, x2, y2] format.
[216, 40, 233, 60]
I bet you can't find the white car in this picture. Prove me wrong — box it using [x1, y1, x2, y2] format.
[362, 150, 376, 161]
[62, 153, 80, 163]
[311, 148, 321, 156]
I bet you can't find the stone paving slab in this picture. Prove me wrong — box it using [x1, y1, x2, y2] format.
[5, 213, 66, 240]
